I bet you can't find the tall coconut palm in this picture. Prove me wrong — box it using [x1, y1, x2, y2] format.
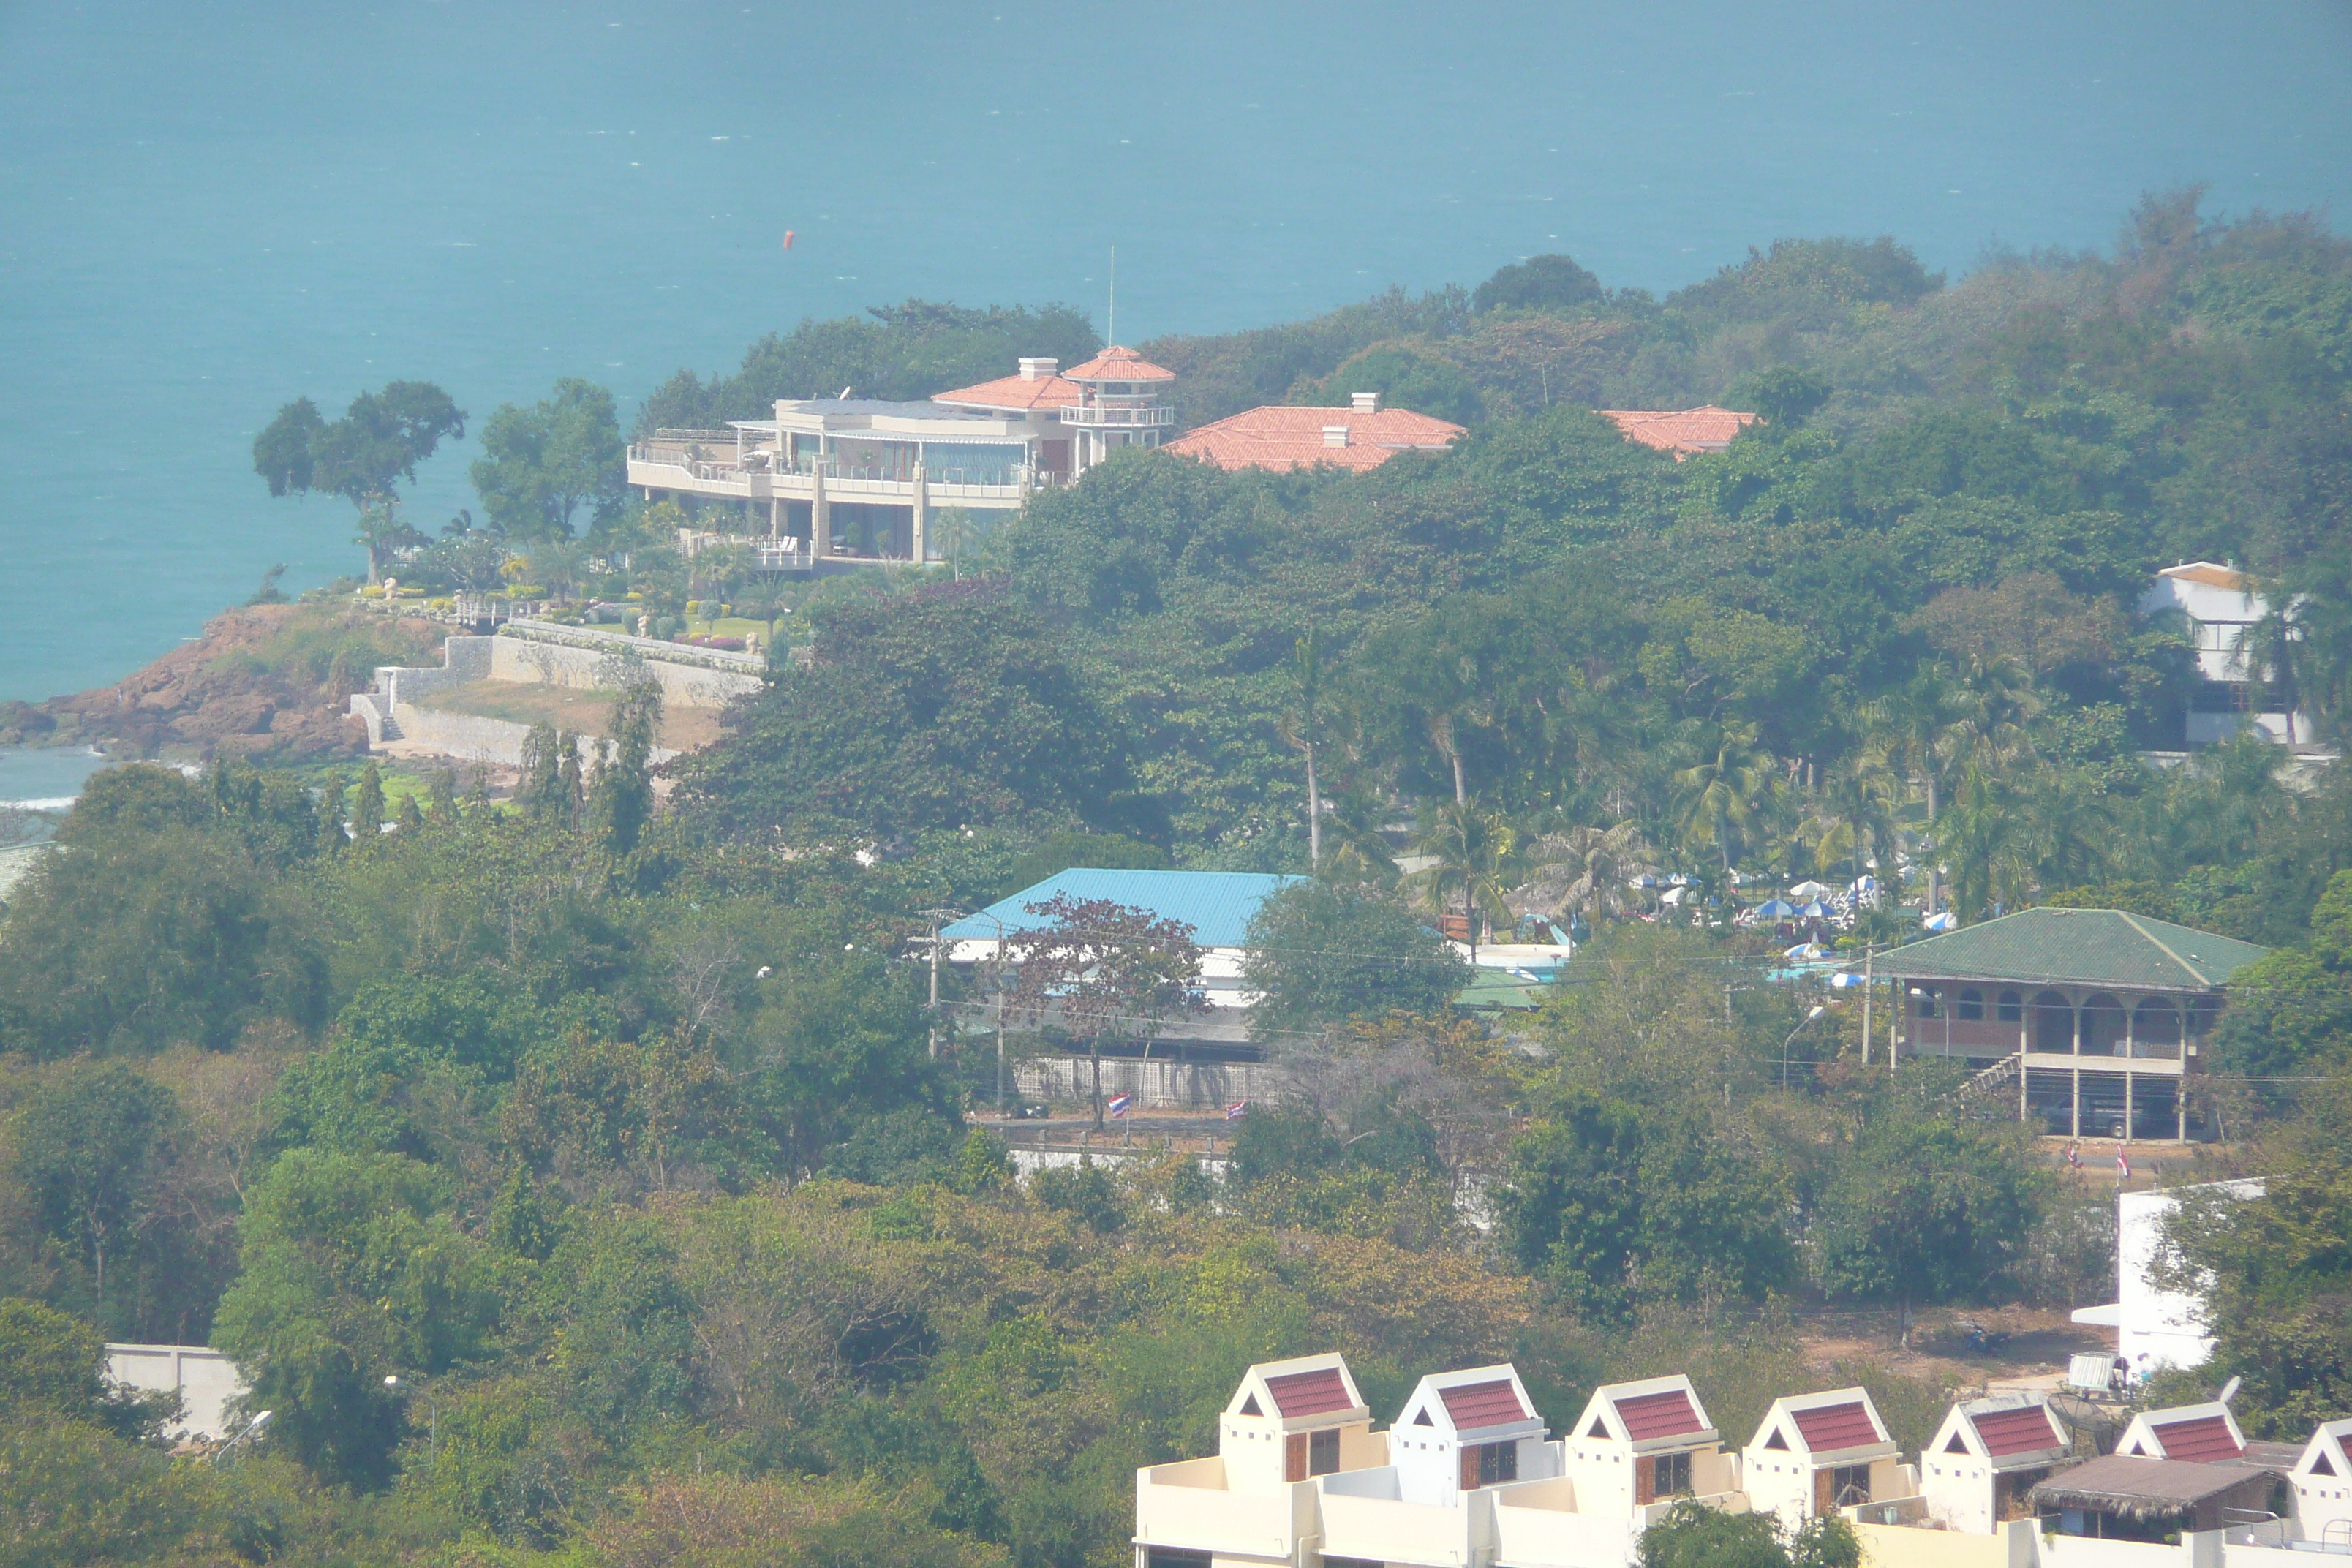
[2024, 769, 2117, 894]
[1798, 748, 1901, 885]
[1948, 651, 2043, 772]
[1405, 801, 1520, 965]
[1864, 665, 1970, 909]
[1319, 780, 1401, 889]
[1509, 820, 1659, 926]
[1937, 766, 2033, 922]
[1671, 723, 1779, 872]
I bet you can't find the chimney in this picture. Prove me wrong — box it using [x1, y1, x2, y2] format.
[1323, 426, 1350, 448]
[1351, 391, 1380, 415]
[1019, 357, 1058, 382]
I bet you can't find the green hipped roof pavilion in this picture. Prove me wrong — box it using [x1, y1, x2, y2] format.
[1877, 907, 2270, 992]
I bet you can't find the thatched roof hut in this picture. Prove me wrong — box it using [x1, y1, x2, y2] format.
[2030, 1455, 2276, 1536]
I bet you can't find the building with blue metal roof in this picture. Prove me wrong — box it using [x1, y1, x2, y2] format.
[942, 868, 1307, 1062]
[941, 869, 1305, 953]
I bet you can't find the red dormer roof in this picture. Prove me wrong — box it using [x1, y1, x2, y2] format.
[1063, 345, 1175, 382]
[1265, 1366, 1354, 1417]
[1597, 405, 1759, 457]
[1439, 1379, 1528, 1429]
[1166, 405, 1466, 474]
[1616, 1388, 1706, 1442]
[1974, 1405, 2065, 1458]
[1792, 1401, 1880, 1453]
[2152, 1415, 2244, 1463]
[932, 373, 1082, 412]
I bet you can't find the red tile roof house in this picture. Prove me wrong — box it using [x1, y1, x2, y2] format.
[1596, 405, 1758, 459]
[1542, 1374, 1746, 1553]
[1740, 1387, 1915, 1529]
[1165, 393, 1466, 473]
[1917, 1393, 2073, 1534]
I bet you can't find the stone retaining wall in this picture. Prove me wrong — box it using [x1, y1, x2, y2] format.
[1012, 1058, 1295, 1111]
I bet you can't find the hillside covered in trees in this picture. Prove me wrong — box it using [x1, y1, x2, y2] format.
[6, 189, 2352, 1567]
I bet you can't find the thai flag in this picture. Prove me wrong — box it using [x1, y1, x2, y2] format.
[2117, 1145, 2131, 1178]
[1224, 1099, 1248, 1120]
[1107, 1094, 1131, 1120]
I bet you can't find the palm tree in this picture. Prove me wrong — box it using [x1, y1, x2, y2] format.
[1948, 651, 2043, 773]
[1281, 630, 1324, 870]
[1865, 666, 1970, 910]
[1799, 748, 1901, 885]
[1937, 766, 2032, 921]
[528, 539, 589, 603]
[1671, 723, 1779, 872]
[1405, 801, 1520, 965]
[2023, 769, 2117, 894]
[1319, 779, 1400, 889]
[1510, 820, 1659, 926]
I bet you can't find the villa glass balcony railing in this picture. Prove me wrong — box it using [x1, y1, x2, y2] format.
[1062, 396, 1174, 429]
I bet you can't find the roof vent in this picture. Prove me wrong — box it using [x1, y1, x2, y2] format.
[1323, 426, 1351, 448]
[1351, 391, 1380, 415]
[1019, 357, 1058, 381]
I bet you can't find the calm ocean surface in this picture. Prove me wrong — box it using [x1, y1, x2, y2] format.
[2, 0, 2348, 704]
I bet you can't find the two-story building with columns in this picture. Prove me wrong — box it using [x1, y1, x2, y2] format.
[1880, 906, 2269, 1142]
[625, 347, 1175, 569]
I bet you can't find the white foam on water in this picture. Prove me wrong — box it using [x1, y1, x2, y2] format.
[0, 796, 75, 813]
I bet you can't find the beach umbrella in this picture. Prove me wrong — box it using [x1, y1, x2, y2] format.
[1631, 873, 1659, 889]
[1788, 880, 1831, 898]
[1667, 872, 1690, 887]
[1796, 900, 1833, 919]
[1754, 898, 1798, 918]
[1784, 941, 1823, 960]
[1852, 875, 1877, 892]
[1923, 910, 1959, 932]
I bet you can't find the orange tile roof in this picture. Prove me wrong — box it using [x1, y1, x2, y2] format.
[1165, 404, 1466, 474]
[932, 372, 1082, 412]
[2159, 562, 2250, 592]
[1597, 404, 1759, 457]
[1063, 345, 1176, 382]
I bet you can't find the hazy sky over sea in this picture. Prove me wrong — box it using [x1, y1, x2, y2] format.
[1, 0, 2347, 699]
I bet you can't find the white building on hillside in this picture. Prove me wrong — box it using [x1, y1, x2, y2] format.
[2141, 562, 2311, 745]
[2070, 1179, 2266, 1374]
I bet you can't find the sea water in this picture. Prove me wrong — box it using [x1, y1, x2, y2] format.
[1, 0, 2348, 706]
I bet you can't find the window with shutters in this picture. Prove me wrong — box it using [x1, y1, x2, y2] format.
[1458, 1440, 1517, 1488]
[1310, 1428, 1340, 1476]
[1285, 1433, 1308, 1482]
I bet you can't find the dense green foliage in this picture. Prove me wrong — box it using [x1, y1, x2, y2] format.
[1240, 881, 1469, 1035]
[469, 376, 628, 540]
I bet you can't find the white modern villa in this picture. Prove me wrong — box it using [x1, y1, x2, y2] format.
[625, 347, 1175, 568]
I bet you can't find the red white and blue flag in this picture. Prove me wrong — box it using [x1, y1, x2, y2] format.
[1224, 1099, 1249, 1120]
[1107, 1094, 1131, 1120]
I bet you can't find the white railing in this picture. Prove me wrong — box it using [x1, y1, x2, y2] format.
[1063, 399, 1174, 428]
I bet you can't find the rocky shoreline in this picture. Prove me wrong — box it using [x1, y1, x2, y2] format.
[0, 603, 445, 766]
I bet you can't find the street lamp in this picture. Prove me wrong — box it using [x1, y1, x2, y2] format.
[383, 1374, 437, 1459]
[1782, 1004, 1828, 1092]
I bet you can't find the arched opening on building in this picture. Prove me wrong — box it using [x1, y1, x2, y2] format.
[2079, 994, 2127, 1057]
[1958, 987, 1985, 1021]
[2029, 992, 2075, 1053]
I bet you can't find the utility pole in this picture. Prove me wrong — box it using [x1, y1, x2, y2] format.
[1861, 943, 1875, 1066]
[919, 908, 962, 1060]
